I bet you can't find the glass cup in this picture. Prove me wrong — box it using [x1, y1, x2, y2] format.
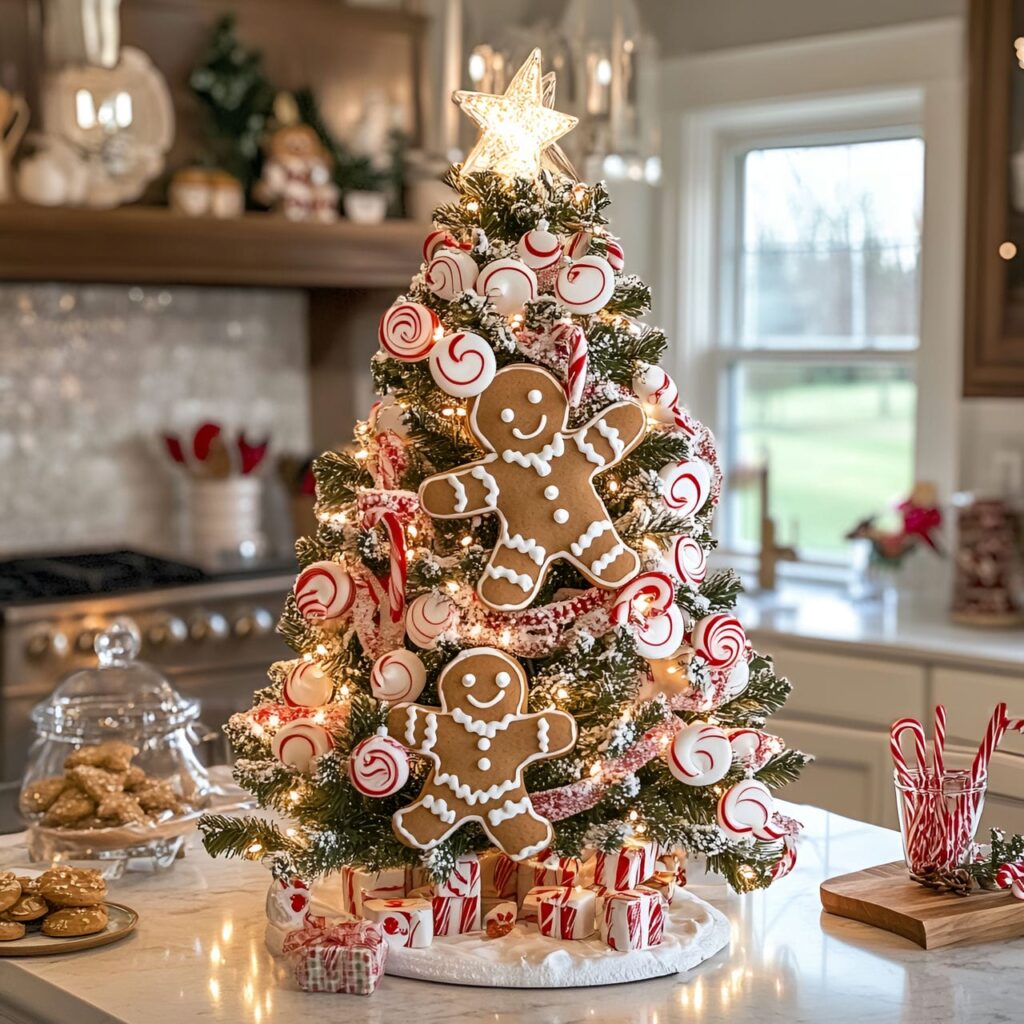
[894, 768, 988, 875]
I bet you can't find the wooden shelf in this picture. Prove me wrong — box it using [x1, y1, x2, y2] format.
[0, 205, 428, 289]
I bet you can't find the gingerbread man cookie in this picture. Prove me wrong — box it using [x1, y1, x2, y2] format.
[386, 647, 576, 860]
[419, 365, 645, 611]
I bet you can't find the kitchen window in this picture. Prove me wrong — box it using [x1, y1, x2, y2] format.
[716, 134, 924, 561]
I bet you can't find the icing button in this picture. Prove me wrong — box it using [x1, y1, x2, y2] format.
[477, 737, 491, 750]
[477, 757, 491, 771]
[553, 509, 569, 524]
[528, 389, 542, 404]
[501, 408, 515, 423]
[544, 485, 559, 500]
[495, 672, 511, 688]
[462, 673, 476, 687]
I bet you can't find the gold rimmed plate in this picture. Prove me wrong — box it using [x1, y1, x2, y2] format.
[0, 902, 138, 957]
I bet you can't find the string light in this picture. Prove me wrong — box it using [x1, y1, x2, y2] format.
[302, 652, 314, 662]
[433, 326, 444, 342]
[267, 714, 280, 728]
[408, 524, 419, 539]
[635, 822, 647, 835]
[442, 407, 455, 418]
[556, 686, 569, 700]
[354, 449, 368, 460]
[608, 480, 619, 493]
[312, 710, 326, 725]
[247, 842, 262, 856]
[285, 827, 298, 839]
[456, 407, 467, 418]
[466, 200, 480, 213]
[572, 183, 588, 203]
[446, 581, 460, 594]
[628, 809, 639, 822]
[289, 789, 301, 803]
[315, 644, 328, 656]
[339, 684, 351, 698]
[590, 762, 602, 777]
[461, 535, 473, 548]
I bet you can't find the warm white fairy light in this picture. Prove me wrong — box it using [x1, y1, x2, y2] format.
[289, 789, 301, 803]
[628, 809, 639, 821]
[267, 714, 280, 728]
[247, 842, 262, 855]
[408, 524, 419, 539]
[556, 686, 569, 700]
[442, 407, 455, 418]
[466, 200, 480, 213]
[340, 684, 350, 698]
[302, 652, 314, 662]
[446, 580, 460, 594]
[461, 535, 473, 547]
[312, 710, 326, 725]
[590, 762, 602, 777]
[608, 480, 619, 493]
[315, 644, 328, 656]
[354, 449, 368, 460]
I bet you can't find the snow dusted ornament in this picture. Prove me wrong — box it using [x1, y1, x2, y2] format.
[659, 460, 712, 518]
[349, 734, 410, 797]
[633, 364, 680, 424]
[293, 562, 356, 626]
[283, 661, 334, 708]
[370, 649, 427, 704]
[272, 718, 334, 772]
[429, 331, 497, 398]
[611, 572, 686, 658]
[426, 249, 479, 300]
[477, 257, 538, 315]
[667, 722, 733, 787]
[691, 614, 747, 671]
[517, 219, 563, 271]
[555, 255, 615, 315]
[405, 591, 459, 649]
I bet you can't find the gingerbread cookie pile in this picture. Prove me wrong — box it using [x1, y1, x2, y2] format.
[19, 741, 185, 829]
[0, 867, 108, 941]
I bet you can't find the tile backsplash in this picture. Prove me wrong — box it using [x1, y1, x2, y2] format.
[0, 284, 310, 558]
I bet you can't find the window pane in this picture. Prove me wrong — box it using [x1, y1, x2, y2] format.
[728, 362, 916, 558]
[740, 138, 923, 348]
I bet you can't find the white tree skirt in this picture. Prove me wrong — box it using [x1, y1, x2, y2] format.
[385, 891, 729, 988]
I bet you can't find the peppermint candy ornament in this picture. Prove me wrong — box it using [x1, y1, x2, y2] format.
[429, 331, 497, 398]
[565, 229, 591, 260]
[659, 459, 712, 517]
[426, 249, 478, 300]
[378, 302, 440, 361]
[477, 257, 538, 316]
[633, 364, 679, 424]
[691, 613, 747, 670]
[728, 728, 762, 761]
[633, 605, 686, 659]
[370, 649, 427, 704]
[605, 237, 625, 272]
[770, 837, 798, 880]
[422, 228, 467, 263]
[405, 591, 459, 649]
[668, 722, 733, 786]
[294, 562, 355, 625]
[283, 661, 333, 708]
[555, 255, 615, 315]
[717, 779, 785, 842]
[663, 535, 708, 586]
[723, 658, 751, 700]
[272, 718, 334, 773]
[349, 734, 410, 797]
[517, 219, 563, 271]
[611, 572, 686, 659]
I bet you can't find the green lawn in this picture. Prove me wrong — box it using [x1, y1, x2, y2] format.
[733, 374, 915, 556]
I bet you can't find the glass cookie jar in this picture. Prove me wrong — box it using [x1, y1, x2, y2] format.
[21, 620, 212, 876]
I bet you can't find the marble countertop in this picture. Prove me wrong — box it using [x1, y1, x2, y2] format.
[0, 804, 1017, 1024]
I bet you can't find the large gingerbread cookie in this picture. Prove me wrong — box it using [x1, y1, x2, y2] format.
[386, 647, 576, 861]
[419, 365, 645, 611]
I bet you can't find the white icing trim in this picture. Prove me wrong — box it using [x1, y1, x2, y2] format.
[451, 707, 520, 738]
[485, 563, 535, 593]
[501, 432, 565, 477]
[503, 532, 546, 566]
[570, 520, 612, 557]
[435, 770, 519, 805]
[512, 414, 547, 441]
[596, 418, 625, 458]
[537, 718, 550, 753]
[422, 794, 456, 824]
[448, 474, 468, 513]
[470, 465, 500, 507]
[486, 795, 531, 826]
[467, 690, 507, 710]
[591, 542, 626, 575]
[573, 430, 605, 467]
[422, 712, 438, 753]
[404, 706, 418, 747]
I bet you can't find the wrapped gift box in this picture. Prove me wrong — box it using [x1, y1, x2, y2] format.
[638, 871, 677, 906]
[599, 889, 665, 951]
[319, 865, 405, 918]
[283, 920, 388, 995]
[594, 840, 658, 891]
[362, 897, 433, 948]
[432, 894, 481, 935]
[519, 884, 572, 924]
[436, 853, 481, 898]
[517, 851, 587, 904]
[538, 887, 597, 940]
[480, 849, 518, 900]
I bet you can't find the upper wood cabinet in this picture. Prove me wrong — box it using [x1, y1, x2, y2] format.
[965, 0, 1024, 396]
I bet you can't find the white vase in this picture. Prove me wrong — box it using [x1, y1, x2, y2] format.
[186, 477, 265, 568]
[343, 189, 388, 224]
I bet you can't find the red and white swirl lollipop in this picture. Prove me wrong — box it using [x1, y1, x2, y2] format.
[477, 257, 538, 316]
[272, 718, 334, 773]
[691, 613, 747, 670]
[283, 661, 334, 708]
[429, 331, 496, 398]
[611, 571, 675, 626]
[668, 722, 733, 786]
[633, 604, 686, 659]
[426, 249, 479, 300]
[663, 535, 707, 586]
[405, 591, 459, 649]
[717, 779, 785, 842]
[378, 302, 441, 362]
[349, 734, 410, 797]
[565, 229, 591, 260]
[659, 459, 712, 518]
[370, 649, 427, 704]
[294, 562, 355, 626]
[555, 255, 615, 315]
[633, 364, 679, 424]
[605, 237, 625, 272]
[517, 219, 563, 271]
[422, 228, 468, 263]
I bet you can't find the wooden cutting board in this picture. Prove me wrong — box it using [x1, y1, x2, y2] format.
[820, 861, 1024, 949]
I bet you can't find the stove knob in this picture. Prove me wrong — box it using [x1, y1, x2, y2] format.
[252, 608, 275, 634]
[147, 616, 188, 647]
[190, 612, 229, 641]
[234, 608, 276, 638]
[75, 628, 98, 654]
[25, 629, 69, 660]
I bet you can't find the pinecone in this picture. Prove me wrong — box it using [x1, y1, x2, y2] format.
[910, 866, 975, 896]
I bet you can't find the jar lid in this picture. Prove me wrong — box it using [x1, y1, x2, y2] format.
[30, 620, 201, 740]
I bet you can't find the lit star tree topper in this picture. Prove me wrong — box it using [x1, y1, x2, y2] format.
[454, 48, 578, 181]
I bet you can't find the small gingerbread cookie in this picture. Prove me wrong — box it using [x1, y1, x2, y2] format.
[37, 867, 106, 908]
[96, 792, 146, 824]
[134, 781, 182, 815]
[41, 787, 96, 827]
[68, 765, 125, 803]
[0, 872, 21, 913]
[65, 741, 137, 773]
[4, 894, 49, 922]
[123, 765, 147, 791]
[0, 919, 26, 941]
[42, 905, 108, 938]
[18, 777, 69, 816]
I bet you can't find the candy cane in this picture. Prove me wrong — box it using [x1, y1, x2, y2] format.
[995, 862, 1024, 892]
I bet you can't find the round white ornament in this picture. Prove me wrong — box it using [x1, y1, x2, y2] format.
[426, 249, 479, 300]
[422, 228, 465, 263]
[477, 257, 538, 315]
[611, 571, 676, 626]
[722, 658, 751, 700]
[293, 562, 355, 625]
[691, 613, 747, 670]
[370, 649, 427, 704]
[717, 779, 784, 842]
[272, 718, 333, 773]
[517, 220, 563, 271]
[728, 728, 762, 761]
[349, 734, 410, 797]
[429, 331, 497, 398]
[633, 604, 687, 659]
[658, 460, 712, 518]
[663, 535, 707, 587]
[405, 591, 459, 649]
[668, 722, 733, 786]
[378, 302, 440, 361]
[283, 661, 333, 708]
[633, 364, 679, 424]
[555, 255, 615, 315]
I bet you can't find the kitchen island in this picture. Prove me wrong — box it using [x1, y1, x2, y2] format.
[0, 805, 1011, 1024]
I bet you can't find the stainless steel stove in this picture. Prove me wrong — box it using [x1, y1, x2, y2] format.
[0, 550, 294, 831]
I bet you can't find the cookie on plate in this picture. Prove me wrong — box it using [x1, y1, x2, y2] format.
[134, 781, 182, 815]
[41, 904, 108, 938]
[0, 872, 21, 913]
[18, 777, 69, 816]
[4, 894, 49, 922]
[37, 867, 106, 908]
[122, 765, 147, 791]
[65, 741, 137, 773]
[41, 787, 96, 827]
[0, 919, 26, 941]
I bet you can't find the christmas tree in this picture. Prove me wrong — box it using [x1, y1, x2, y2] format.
[200, 50, 809, 896]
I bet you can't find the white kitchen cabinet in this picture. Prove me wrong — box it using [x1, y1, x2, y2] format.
[933, 667, 1024, 757]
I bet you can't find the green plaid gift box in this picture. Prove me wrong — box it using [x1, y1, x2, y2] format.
[283, 919, 388, 995]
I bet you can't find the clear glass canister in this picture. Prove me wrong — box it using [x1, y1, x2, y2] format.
[20, 620, 212, 875]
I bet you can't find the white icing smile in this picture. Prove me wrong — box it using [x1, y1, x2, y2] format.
[467, 690, 507, 709]
[512, 414, 547, 441]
